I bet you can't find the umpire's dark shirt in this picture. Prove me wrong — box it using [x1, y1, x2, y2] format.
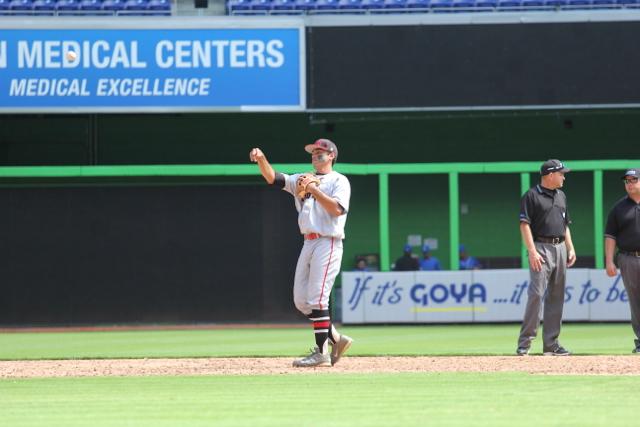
[519, 185, 571, 238]
[605, 196, 640, 252]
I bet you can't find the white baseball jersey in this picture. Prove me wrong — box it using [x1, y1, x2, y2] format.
[281, 171, 351, 239]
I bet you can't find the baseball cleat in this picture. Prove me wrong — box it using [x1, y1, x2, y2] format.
[292, 347, 331, 368]
[516, 347, 529, 356]
[543, 346, 570, 356]
[331, 335, 353, 366]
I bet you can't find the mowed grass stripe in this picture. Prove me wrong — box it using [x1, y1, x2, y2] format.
[0, 323, 636, 360]
[0, 373, 635, 427]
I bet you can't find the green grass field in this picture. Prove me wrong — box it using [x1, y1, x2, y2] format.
[1, 324, 638, 427]
[0, 323, 637, 359]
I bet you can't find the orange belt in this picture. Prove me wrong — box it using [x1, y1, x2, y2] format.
[304, 233, 322, 240]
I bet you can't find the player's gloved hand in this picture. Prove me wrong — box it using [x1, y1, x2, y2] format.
[296, 173, 321, 199]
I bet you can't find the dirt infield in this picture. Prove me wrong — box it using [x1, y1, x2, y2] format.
[1, 356, 639, 378]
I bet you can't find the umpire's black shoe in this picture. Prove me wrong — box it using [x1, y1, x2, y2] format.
[632, 339, 640, 354]
[543, 346, 570, 356]
[516, 347, 529, 356]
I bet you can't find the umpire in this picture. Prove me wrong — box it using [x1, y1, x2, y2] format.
[604, 168, 640, 354]
[516, 159, 577, 356]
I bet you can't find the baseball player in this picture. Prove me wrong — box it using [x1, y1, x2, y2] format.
[249, 138, 353, 368]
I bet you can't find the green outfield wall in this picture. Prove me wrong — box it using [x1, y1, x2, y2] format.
[1, 111, 639, 273]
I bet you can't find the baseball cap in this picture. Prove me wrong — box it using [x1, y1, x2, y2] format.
[304, 138, 338, 160]
[459, 244, 466, 252]
[621, 168, 640, 179]
[540, 159, 570, 176]
[422, 244, 431, 253]
[404, 244, 412, 252]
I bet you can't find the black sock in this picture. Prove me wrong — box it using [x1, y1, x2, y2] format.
[308, 309, 330, 354]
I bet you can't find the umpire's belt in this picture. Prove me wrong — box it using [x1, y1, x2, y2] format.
[535, 236, 565, 244]
[304, 233, 322, 240]
[619, 250, 640, 257]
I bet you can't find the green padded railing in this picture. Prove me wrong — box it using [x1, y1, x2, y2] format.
[0, 160, 636, 271]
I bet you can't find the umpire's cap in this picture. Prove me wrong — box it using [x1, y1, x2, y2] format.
[540, 159, 570, 175]
[621, 168, 640, 179]
[305, 138, 338, 160]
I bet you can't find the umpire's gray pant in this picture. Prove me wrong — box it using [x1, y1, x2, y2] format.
[618, 253, 640, 343]
[518, 242, 567, 351]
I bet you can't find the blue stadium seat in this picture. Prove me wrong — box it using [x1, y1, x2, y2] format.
[315, 0, 339, 9]
[101, 0, 125, 12]
[0, 0, 9, 12]
[452, 0, 475, 10]
[563, 0, 589, 6]
[521, 0, 544, 8]
[250, 0, 271, 11]
[591, 0, 615, 6]
[9, 0, 33, 14]
[544, 0, 566, 6]
[294, 0, 316, 10]
[228, 0, 252, 13]
[383, 0, 407, 9]
[475, 0, 496, 9]
[406, 0, 429, 8]
[430, 0, 453, 10]
[271, 0, 300, 12]
[497, 0, 521, 9]
[32, 0, 56, 13]
[362, 0, 385, 9]
[146, 0, 170, 13]
[124, 0, 148, 11]
[57, 0, 82, 14]
[79, 0, 104, 12]
[338, 0, 364, 10]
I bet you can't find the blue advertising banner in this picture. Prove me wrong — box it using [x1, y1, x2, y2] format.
[0, 19, 304, 112]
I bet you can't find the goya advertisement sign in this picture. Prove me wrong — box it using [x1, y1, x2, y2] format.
[342, 269, 631, 323]
[0, 19, 304, 112]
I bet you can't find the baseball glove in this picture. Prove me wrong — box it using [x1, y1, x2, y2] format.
[296, 173, 320, 199]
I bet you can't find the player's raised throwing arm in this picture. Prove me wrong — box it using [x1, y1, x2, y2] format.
[249, 148, 275, 184]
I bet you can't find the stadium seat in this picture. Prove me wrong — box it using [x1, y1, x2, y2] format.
[9, 0, 33, 14]
[383, 0, 407, 9]
[79, 0, 105, 12]
[294, 0, 316, 10]
[452, 0, 475, 10]
[497, 0, 521, 9]
[338, 0, 364, 10]
[146, 0, 170, 13]
[430, 0, 453, 11]
[228, 0, 252, 13]
[314, 0, 339, 10]
[56, 0, 82, 14]
[101, 0, 125, 12]
[521, 0, 544, 8]
[620, 0, 640, 8]
[591, 0, 616, 6]
[271, 0, 300, 12]
[362, 0, 385, 9]
[563, 0, 589, 6]
[124, 0, 148, 11]
[0, 0, 9, 13]
[250, 0, 271, 11]
[544, 0, 566, 6]
[405, 0, 429, 8]
[475, 0, 496, 9]
[32, 0, 56, 13]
